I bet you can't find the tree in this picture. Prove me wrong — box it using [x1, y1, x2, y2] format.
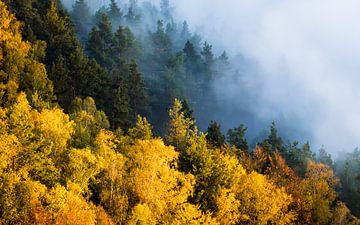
[112, 26, 136, 62]
[183, 40, 201, 76]
[70, 97, 110, 148]
[206, 121, 225, 148]
[266, 121, 285, 154]
[201, 42, 215, 80]
[87, 12, 113, 68]
[227, 124, 248, 151]
[127, 60, 149, 120]
[317, 146, 333, 168]
[109, 71, 130, 130]
[166, 99, 194, 152]
[160, 0, 173, 21]
[108, 0, 122, 27]
[71, 0, 92, 42]
[0, 0, 54, 108]
[299, 162, 339, 224]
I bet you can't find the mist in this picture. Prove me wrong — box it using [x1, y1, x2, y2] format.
[170, 0, 360, 155]
[62, 0, 360, 155]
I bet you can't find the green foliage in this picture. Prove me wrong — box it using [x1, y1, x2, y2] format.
[227, 124, 248, 151]
[206, 121, 225, 148]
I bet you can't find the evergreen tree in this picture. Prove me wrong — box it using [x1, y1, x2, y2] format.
[71, 0, 92, 42]
[127, 60, 149, 121]
[108, 0, 122, 27]
[201, 41, 214, 80]
[266, 121, 285, 154]
[160, 0, 172, 21]
[180, 21, 191, 43]
[87, 12, 113, 68]
[183, 40, 200, 74]
[112, 26, 136, 62]
[110, 70, 131, 130]
[317, 146, 333, 168]
[206, 121, 225, 147]
[125, 4, 140, 26]
[227, 124, 248, 151]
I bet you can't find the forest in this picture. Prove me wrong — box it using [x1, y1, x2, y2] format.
[0, 0, 360, 224]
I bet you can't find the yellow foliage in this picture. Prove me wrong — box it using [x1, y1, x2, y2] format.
[7, 93, 34, 143]
[66, 148, 101, 192]
[127, 204, 156, 225]
[128, 115, 152, 141]
[235, 171, 295, 224]
[215, 189, 240, 225]
[95, 206, 115, 225]
[95, 130, 128, 224]
[0, 1, 53, 106]
[127, 139, 195, 221]
[45, 185, 96, 225]
[171, 203, 219, 225]
[166, 99, 194, 151]
[0, 134, 19, 172]
[296, 162, 339, 224]
[35, 108, 74, 156]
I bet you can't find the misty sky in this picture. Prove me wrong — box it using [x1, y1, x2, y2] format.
[63, 0, 360, 154]
[170, 0, 360, 155]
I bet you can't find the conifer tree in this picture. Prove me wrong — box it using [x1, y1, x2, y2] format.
[110, 71, 131, 130]
[127, 60, 149, 121]
[87, 12, 113, 68]
[108, 0, 122, 28]
[71, 0, 92, 42]
[227, 124, 248, 151]
[206, 121, 225, 147]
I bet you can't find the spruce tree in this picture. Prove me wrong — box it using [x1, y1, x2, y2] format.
[110, 69, 131, 130]
[206, 121, 225, 147]
[127, 60, 149, 121]
[71, 0, 92, 42]
[108, 0, 122, 28]
[227, 124, 248, 151]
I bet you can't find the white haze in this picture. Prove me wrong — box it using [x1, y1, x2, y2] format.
[62, 0, 360, 154]
[171, 0, 360, 155]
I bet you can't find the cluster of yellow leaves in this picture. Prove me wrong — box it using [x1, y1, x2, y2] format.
[0, 0, 52, 107]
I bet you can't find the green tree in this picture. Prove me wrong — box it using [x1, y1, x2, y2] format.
[317, 146, 333, 168]
[71, 0, 92, 42]
[206, 121, 225, 148]
[127, 60, 149, 120]
[87, 12, 113, 68]
[227, 124, 248, 151]
[108, 0, 122, 28]
[109, 71, 130, 130]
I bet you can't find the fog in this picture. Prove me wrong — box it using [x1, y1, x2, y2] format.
[171, 0, 360, 155]
[62, 0, 360, 154]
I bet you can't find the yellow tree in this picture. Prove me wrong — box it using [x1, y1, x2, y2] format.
[126, 139, 205, 224]
[166, 99, 194, 152]
[95, 130, 128, 224]
[298, 162, 339, 224]
[0, 0, 53, 107]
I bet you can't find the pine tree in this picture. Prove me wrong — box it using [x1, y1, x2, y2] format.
[160, 0, 172, 21]
[110, 71, 131, 130]
[201, 41, 214, 80]
[183, 40, 201, 74]
[206, 121, 225, 147]
[266, 121, 285, 154]
[88, 12, 113, 68]
[71, 0, 92, 42]
[127, 60, 149, 121]
[108, 0, 122, 28]
[227, 124, 248, 151]
[112, 26, 136, 62]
